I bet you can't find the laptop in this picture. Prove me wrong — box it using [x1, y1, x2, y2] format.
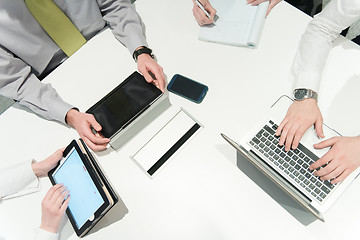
[221, 95, 360, 221]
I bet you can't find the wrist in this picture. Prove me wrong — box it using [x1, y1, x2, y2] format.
[31, 162, 44, 177]
[40, 224, 58, 234]
[133, 46, 153, 62]
[65, 108, 79, 127]
[293, 88, 318, 102]
[293, 98, 318, 107]
[137, 52, 152, 62]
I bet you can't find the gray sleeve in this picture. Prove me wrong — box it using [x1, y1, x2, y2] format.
[97, 0, 148, 55]
[0, 45, 74, 123]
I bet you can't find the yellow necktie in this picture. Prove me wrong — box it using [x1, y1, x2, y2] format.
[25, 0, 87, 57]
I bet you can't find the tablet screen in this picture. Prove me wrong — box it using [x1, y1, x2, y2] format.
[53, 148, 104, 228]
[87, 72, 162, 138]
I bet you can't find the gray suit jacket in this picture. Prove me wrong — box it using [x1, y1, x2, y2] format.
[0, 0, 148, 123]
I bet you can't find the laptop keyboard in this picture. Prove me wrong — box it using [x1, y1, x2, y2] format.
[249, 120, 336, 204]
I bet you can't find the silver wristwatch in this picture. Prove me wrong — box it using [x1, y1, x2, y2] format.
[293, 88, 318, 101]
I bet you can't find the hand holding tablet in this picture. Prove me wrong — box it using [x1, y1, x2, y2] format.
[48, 139, 118, 237]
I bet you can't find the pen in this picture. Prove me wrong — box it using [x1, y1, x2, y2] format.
[195, 0, 211, 19]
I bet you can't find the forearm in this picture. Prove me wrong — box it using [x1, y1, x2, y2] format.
[0, 160, 39, 199]
[0, 46, 74, 123]
[292, 0, 360, 92]
[97, 0, 148, 54]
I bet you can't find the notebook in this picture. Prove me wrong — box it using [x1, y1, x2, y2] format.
[221, 95, 360, 220]
[198, 0, 268, 48]
[48, 139, 118, 237]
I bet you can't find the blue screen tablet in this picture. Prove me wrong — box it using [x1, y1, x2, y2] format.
[53, 148, 104, 228]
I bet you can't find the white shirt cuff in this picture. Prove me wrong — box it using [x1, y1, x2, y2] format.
[0, 159, 39, 200]
[34, 228, 59, 240]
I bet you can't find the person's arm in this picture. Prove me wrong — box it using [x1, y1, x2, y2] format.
[276, 0, 360, 151]
[97, 0, 147, 55]
[0, 46, 110, 151]
[0, 45, 74, 123]
[192, 0, 217, 26]
[0, 160, 39, 199]
[96, 0, 165, 91]
[292, 0, 360, 94]
[0, 149, 63, 200]
[34, 228, 59, 240]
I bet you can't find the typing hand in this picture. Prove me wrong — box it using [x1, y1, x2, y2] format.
[137, 53, 165, 92]
[40, 184, 70, 233]
[66, 109, 110, 151]
[310, 136, 360, 184]
[247, 0, 282, 16]
[192, 0, 217, 26]
[32, 148, 64, 177]
[275, 99, 324, 151]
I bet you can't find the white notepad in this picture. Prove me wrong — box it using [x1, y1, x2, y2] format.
[198, 0, 269, 48]
[131, 109, 202, 177]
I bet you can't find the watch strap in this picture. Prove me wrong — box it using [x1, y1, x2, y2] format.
[293, 88, 318, 101]
[133, 46, 153, 62]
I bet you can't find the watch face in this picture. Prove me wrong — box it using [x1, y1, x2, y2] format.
[294, 89, 307, 100]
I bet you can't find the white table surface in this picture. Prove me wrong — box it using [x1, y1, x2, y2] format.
[1, 0, 360, 239]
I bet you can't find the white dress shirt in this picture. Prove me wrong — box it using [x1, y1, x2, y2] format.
[0, 160, 39, 200]
[0, 0, 147, 123]
[0, 161, 61, 240]
[292, 0, 360, 92]
[34, 228, 59, 240]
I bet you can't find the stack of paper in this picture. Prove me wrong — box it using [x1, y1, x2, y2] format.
[198, 0, 269, 48]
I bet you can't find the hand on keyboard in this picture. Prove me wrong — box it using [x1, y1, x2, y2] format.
[251, 121, 335, 203]
[310, 136, 360, 184]
[275, 99, 324, 151]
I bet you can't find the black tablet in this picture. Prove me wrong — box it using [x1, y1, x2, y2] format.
[86, 71, 163, 138]
[48, 140, 111, 237]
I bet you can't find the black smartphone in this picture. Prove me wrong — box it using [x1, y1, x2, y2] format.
[167, 74, 208, 103]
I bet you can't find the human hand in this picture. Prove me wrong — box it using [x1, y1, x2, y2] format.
[192, 0, 217, 26]
[247, 0, 282, 16]
[275, 99, 324, 151]
[40, 184, 70, 233]
[32, 149, 64, 177]
[66, 109, 110, 151]
[137, 53, 165, 92]
[310, 136, 360, 184]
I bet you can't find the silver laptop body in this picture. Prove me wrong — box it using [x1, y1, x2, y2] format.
[222, 95, 360, 221]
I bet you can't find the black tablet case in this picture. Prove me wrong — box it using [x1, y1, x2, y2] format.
[48, 139, 118, 237]
[86, 71, 162, 138]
